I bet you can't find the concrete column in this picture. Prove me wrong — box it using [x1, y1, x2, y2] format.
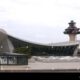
[69, 34, 76, 42]
[73, 45, 79, 56]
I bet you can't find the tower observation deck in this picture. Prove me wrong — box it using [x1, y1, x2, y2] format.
[64, 20, 80, 42]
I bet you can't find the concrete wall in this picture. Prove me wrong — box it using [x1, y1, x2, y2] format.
[0, 29, 14, 53]
[69, 34, 76, 42]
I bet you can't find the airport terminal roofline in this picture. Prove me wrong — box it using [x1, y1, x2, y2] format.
[7, 34, 49, 46]
[7, 34, 79, 47]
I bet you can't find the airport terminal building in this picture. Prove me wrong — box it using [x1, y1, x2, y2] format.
[0, 20, 80, 65]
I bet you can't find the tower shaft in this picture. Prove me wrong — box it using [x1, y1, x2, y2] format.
[69, 34, 76, 42]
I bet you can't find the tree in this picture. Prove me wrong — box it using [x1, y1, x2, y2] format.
[14, 45, 32, 58]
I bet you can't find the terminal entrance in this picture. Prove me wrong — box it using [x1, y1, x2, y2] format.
[0, 53, 28, 65]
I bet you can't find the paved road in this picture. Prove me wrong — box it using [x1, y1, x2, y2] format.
[0, 69, 80, 73]
[28, 61, 80, 70]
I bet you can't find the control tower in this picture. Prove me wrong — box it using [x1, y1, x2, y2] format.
[64, 20, 80, 42]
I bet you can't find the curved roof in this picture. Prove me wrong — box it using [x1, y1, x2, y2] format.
[0, 28, 79, 47]
[8, 34, 48, 46]
[0, 28, 7, 34]
[8, 34, 79, 47]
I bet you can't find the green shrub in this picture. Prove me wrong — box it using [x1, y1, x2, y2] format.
[14, 46, 32, 58]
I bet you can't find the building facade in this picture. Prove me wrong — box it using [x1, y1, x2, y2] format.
[0, 20, 79, 63]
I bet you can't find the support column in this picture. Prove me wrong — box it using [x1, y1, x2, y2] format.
[69, 34, 76, 42]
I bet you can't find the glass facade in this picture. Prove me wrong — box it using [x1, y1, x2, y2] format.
[0, 55, 28, 65]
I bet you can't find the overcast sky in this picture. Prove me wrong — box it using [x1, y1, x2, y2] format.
[0, 0, 80, 44]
